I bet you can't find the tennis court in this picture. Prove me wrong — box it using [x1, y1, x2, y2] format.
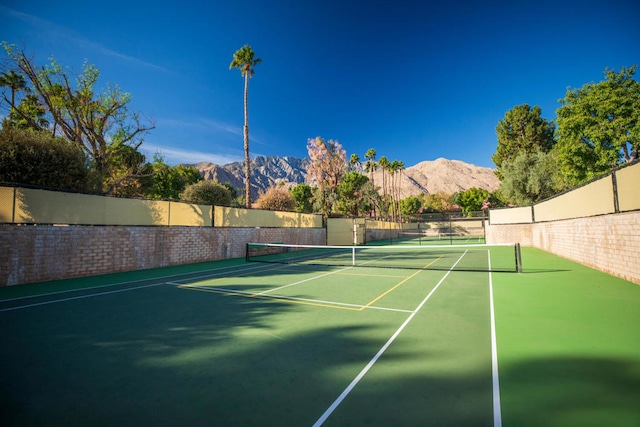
[1, 244, 639, 426]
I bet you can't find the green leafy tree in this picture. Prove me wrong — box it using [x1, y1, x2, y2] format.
[555, 66, 639, 185]
[485, 189, 508, 210]
[180, 180, 232, 206]
[219, 181, 240, 206]
[400, 195, 422, 217]
[455, 187, 489, 214]
[290, 183, 313, 213]
[2, 43, 155, 194]
[492, 104, 556, 179]
[499, 150, 565, 206]
[424, 192, 455, 212]
[255, 186, 296, 211]
[230, 45, 262, 208]
[0, 126, 89, 190]
[7, 94, 49, 129]
[146, 156, 203, 200]
[103, 145, 155, 197]
[336, 171, 370, 216]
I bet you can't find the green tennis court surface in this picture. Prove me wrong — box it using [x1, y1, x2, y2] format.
[1, 247, 639, 426]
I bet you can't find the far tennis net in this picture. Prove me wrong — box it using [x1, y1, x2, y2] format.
[246, 242, 522, 273]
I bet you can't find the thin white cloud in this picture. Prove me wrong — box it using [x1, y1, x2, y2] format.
[159, 117, 243, 136]
[2, 6, 169, 73]
[142, 143, 242, 166]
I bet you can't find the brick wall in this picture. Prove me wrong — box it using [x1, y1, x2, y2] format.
[0, 225, 326, 286]
[486, 211, 640, 284]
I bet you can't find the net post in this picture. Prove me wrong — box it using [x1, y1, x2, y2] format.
[515, 243, 523, 273]
[352, 247, 356, 266]
[245, 243, 250, 262]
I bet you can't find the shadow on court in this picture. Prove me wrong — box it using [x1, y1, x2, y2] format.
[500, 356, 640, 426]
[0, 281, 491, 426]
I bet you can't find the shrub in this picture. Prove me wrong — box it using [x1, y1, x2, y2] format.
[255, 186, 295, 211]
[0, 126, 89, 191]
[180, 180, 232, 205]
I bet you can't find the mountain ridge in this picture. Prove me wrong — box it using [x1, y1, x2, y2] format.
[192, 156, 499, 198]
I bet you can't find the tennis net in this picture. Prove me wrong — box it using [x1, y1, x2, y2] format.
[395, 231, 485, 245]
[246, 242, 522, 273]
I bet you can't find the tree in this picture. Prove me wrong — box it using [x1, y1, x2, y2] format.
[349, 153, 360, 170]
[1, 44, 155, 194]
[364, 148, 377, 184]
[485, 189, 508, 210]
[555, 66, 640, 185]
[378, 156, 390, 219]
[336, 171, 370, 216]
[0, 70, 27, 109]
[492, 104, 556, 179]
[180, 180, 232, 206]
[424, 192, 455, 212]
[400, 195, 422, 217]
[7, 94, 49, 129]
[305, 136, 347, 216]
[290, 183, 314, 213]
[146, 156, 203, 200]
[389, 159, 404, 221]
[364, 148, 378, 217]
[230, 45, 262, 209]
[0, 126, 89, 190]
[455, 187, 489, 214]
[255, 186, 296, 211]
[499, 150, 565, 206]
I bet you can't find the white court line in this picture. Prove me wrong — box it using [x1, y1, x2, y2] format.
[0, 263, 287, 311]
[259, 266, 353, 295]
[175, 285, 414, 314]
[312, 250, 468, 427]
[0, 262, 275, 303]
[488, 251, 503, 427]
[0, 282, 166, 312]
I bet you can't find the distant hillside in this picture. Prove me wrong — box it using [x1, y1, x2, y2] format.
[192, 156, 499, 199]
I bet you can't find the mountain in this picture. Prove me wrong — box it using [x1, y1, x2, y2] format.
[193, 156, 499, 198]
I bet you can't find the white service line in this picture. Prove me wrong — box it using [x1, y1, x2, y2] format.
[178, 285, 414, 313]
[259, 266, 353, 295]
[312, 250, 468, 427]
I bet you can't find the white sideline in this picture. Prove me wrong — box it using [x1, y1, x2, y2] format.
[489, 252, 503, 427]
[0, 262, 281, 311]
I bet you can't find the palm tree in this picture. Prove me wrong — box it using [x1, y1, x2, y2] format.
[230, 45, 262, 208]
[364, 148, 377, 185]
[378, 156, 390, 220]
[0, 70, 28, 107]
[390, 160, 404, 221]
[350, 153, 360, 170]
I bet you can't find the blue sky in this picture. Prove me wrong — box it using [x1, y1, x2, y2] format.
[1, 0, 639, 168]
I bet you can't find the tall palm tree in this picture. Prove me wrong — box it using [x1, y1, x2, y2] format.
[364, 148, 377, 185]
[230, 45, 262, 208]
[378, 156, 390, 220]
[390, 160, 404, 221]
